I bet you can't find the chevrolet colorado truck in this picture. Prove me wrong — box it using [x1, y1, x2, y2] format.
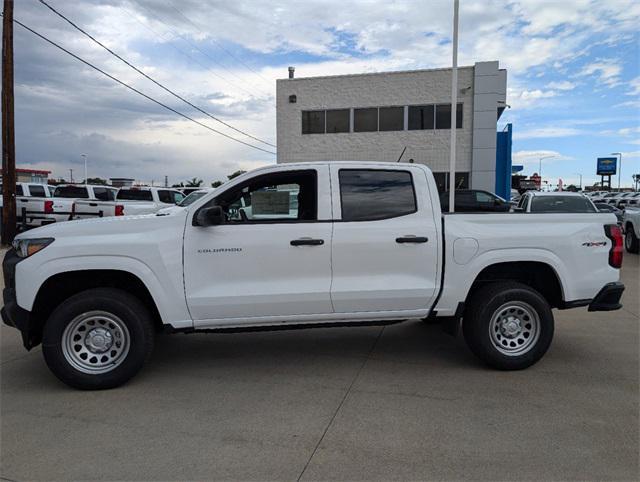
[2, 162, 625, 389]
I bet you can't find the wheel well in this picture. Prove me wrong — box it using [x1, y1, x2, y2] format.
[30, 270, 164, 343]
[467, 262, 564, 308]
[625, 221, 634, 233]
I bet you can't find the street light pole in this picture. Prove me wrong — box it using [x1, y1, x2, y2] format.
[447, 0, 459, 213]
[81, 154, 87, 185]
[611, 152, 622, 191]
[574, 172, 582, 190]
[538, 155, 554, 190]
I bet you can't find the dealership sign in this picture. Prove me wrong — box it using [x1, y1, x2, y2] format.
[597, 157, 617, 176]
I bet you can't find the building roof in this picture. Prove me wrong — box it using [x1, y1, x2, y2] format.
[0, 168, 51, 174]
[278, 65, 478, 82]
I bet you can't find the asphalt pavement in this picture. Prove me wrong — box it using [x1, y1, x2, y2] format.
[1, 253, 638, 480]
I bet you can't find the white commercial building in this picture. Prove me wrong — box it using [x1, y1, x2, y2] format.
[276, 61, 508, 194]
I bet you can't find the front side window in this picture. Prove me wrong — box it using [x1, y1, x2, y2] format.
[326, 109, 349, 133]
[354, 108, 378, 132]
[339, 170, 416, 221]
[302, 110, 325, 134]
[158, 190, 174, 204]
[214, 170, 317, 223]
[16, 184, 24, 196]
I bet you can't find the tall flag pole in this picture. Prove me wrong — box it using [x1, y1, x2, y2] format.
[448, 0, 459, 213]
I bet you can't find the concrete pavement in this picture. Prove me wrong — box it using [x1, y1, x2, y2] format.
[1, 255, 638, 480]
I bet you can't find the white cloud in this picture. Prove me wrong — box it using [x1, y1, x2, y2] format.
[546, 80, 576, 91]
[507, 88, 556, 109]
[578, 59, 623, 87]
[626, 76, 640, 96]
[514, 127, 584, 140]
[621, 151, 640, 159]
[512, 150, 572, 172]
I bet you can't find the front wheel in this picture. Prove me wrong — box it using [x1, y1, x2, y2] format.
[42, 288, 155, 390]
[625, 227, 639, 254]
[463, 282, 554, 370]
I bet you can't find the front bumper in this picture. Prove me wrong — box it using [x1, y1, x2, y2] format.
[1, 249, 37, 349]
[588, 282, 625, 312]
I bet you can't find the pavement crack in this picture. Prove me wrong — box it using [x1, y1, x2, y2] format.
[296, 326, 385, 482]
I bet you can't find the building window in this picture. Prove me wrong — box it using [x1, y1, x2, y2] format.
[434, 172, 470, 193]
[326, 109, 350, 133]
[435, 103, 463, 129]
[354, 108, 378, 132]
[379, 106, 404, 131]
[339, 169, 417, 221]
[301, 110, 325, 134]
[408, 105, 435, 130]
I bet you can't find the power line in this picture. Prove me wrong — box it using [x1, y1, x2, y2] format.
[164, 1, 273, 86]
[132, 0, 272, 98]
[38, 0, 276, 148]
[8, 15, 276, 155]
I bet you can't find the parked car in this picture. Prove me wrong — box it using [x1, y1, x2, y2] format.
[516, 191, 597, 213]
[2, 162, 624, 389]
[439, 189, 510, 212]
[593, 192, 618, 203]
[594, 203, 624, 224]
[51, 184, 118, 222]
[73, 187, 185, 219]
[617, 192, 640, 209]
[0, 182, 56, 228]
[623, 209, 640, 253]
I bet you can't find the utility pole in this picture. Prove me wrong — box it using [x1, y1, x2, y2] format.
[164, 175, 168, 188]
[81, 154, 87, 184]
[1, 0, 16, 244]
[69, 168, 73, 183]
[447, 0, 459, 213]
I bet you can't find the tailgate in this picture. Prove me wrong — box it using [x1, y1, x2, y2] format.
[72, 200, 116, 219]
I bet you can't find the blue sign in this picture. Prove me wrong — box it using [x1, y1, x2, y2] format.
[597, 157, 617, 176]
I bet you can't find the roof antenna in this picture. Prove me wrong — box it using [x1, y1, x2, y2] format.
[396, 146, 407, 163]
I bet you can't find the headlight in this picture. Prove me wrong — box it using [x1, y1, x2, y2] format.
[12, 238, 54, 258]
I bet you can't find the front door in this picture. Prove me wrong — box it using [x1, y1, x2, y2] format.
[329, 166, 440, 314]
[183, 166, 333, 325]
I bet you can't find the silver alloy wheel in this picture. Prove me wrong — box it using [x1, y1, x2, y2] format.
[488, 301, 540, 356]
[62, 311, 130, 374]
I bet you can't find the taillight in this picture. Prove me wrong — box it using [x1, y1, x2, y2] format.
[604, 224, 623, 268]
[44, 200, 54, 214]
[115, 205, 124, 216]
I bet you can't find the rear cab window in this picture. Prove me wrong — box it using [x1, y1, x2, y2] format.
[28, 185, 46, 197]
[117, 189, 153, 201]
[54, 186, 89, 198]
[339, 169, 416, 221]
[530, 196, 597, 213]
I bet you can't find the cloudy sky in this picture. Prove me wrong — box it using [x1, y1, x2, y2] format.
[7, 0, 640, 188]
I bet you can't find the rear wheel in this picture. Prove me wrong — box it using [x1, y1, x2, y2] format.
[625, 226, 639, 254]
[42, 288, 155, 390]
[463, 282, 554, 370]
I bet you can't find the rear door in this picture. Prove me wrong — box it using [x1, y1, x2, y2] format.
[329, 166, 439, 313]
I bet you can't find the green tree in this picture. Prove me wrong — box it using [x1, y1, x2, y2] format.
[85, 177, 107, 185]
[185, 177, 203, 187]
[211, 180, 223, 188]
[227, 170, 246, 180]
[171, 182, 185, 188]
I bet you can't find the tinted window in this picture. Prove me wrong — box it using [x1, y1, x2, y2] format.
[302, 110, 325, 134]
[214, 170, 317, 222]
[28, 185, 46, 197]
[530, 196, 596, 213]
[117, 189, 153, 201]
[435, 103, 463, 129]
[326, 109, 349, 133]
[54, 186, 89, 199]
[16, 184, 23, 196]
[594, 203, 613, 212]
[158, 190, 173, 204]
[339, 170, 416, 221]
[408, 105, 434, 130]
[354, 108, 378, 132]
[379, 107, 404, 131]
[93, 187, 115, 201]
[475, 191, 496, 203]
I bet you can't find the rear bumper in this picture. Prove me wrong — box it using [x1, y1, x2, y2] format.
[588, 282, 625, 312]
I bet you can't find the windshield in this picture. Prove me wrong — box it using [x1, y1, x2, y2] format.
[116, 189, 153, 201]
[530, 196, 596, 213]
[53, 185, 89, 199]
[178, 191, 208, 206]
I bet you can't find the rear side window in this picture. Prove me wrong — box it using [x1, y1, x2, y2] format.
[15, 184, 24, 196]
[54, 186, 89, 198]
[117, 189, 153, 201]
[28, 185, 46, 197]
[530, 196, 596, 213]
[339, 170, 416, 221]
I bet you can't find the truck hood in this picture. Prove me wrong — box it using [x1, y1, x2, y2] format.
[15, 209, 189, 240]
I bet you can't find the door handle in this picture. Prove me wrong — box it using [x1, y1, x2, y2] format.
[396, 236, 428, 244]
[290, 238, 324, 246]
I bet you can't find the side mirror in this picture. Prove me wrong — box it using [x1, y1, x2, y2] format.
[194, 206, 225, 226]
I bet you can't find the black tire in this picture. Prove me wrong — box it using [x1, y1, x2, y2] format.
[462, 281, 554, 370]
[42, 288, 155, 390]
[625, 226, 639, 254]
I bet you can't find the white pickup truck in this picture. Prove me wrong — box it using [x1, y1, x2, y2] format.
[51, 184, 118, 222]
[2, 162, 625, 389]
[623, 208, 640, 253]
[73, 187, 185, 219]
[0, 183, 55, 228]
